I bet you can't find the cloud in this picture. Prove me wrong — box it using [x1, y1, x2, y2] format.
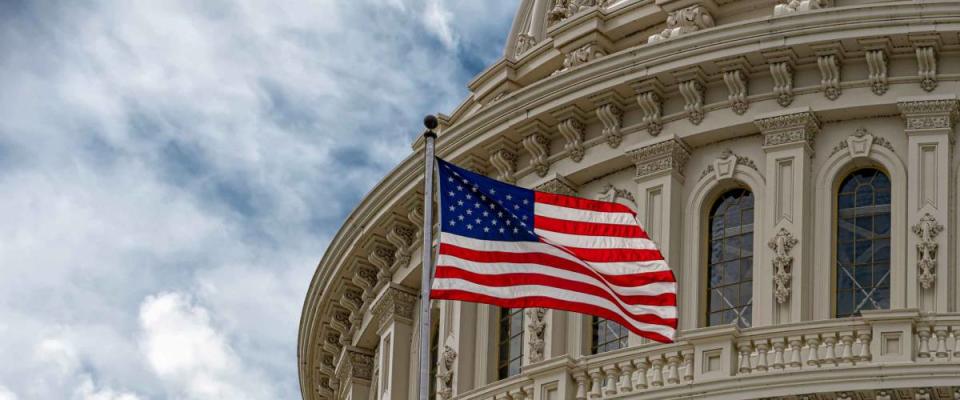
[0, 0, 517, 398]
[139, 292, 273, 400]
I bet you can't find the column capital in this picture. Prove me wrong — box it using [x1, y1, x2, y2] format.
[535, 173, 579, 196]
[754, 108, 819, 150]
[370, 284, 417, 331]
[335, 346, 375, 383]
[897, 95, 959, 134]
[627, 138, 691, 180]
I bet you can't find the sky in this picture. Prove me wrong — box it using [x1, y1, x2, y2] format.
[0, 1, 517, 399]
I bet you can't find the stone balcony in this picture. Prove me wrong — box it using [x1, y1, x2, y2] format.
[454, 310, 960, 400]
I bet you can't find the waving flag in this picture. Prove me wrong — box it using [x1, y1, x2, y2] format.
[430, 158, 677, 343]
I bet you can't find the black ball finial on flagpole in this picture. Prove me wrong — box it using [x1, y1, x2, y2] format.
[423, 114, 438, 137]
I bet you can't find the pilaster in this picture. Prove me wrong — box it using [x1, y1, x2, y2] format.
[755, 108, 819, 326]
[897, 95, 959, 313]
[627, 138, 690, 329]
[438, 299, 479, 395]
[370, 284, 417, 400]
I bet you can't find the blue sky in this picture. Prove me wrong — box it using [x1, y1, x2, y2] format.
[0, 1, 517, 398]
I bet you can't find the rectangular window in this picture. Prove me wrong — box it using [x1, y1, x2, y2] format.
[591, 316, 629, 354]
[497, 307, 524, 379]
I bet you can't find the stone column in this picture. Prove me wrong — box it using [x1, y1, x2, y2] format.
[370, 284, 417, 400]
[755, 108, 819, 326]
[438, 299, 479, 394]
[898, 96, 959, 313]
[628, 138, 691, 330]
[335, 346, 375, 400]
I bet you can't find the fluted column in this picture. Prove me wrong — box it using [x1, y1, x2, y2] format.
[628, 138, 691, 330]
[755, 108, 819, 326]
[898, 96, 959, 313]
[370, 284, 417, 400]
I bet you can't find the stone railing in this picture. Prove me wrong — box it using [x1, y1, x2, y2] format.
[452, 310, 960, 400]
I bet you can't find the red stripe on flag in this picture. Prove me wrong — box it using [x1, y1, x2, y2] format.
[434, 266, 677, 308]
[429, 289, 675, 343]
[439, 243, 675, 287]
[551, 244, 665, 263]
[534, 215, 649, 238]
[534, 191, 636, 216]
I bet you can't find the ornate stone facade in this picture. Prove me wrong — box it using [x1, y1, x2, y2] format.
[300, 2, 960, 400]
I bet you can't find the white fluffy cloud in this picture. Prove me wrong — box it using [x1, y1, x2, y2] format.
[0, 0, 516, 398]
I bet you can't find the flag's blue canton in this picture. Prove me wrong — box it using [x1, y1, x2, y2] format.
[437, 159, 538, 242]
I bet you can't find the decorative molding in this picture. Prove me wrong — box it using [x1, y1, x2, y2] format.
[536, 173, 579, 196]
[522, 131, 551, 177]
[865, 49, 888, 96]
[915, 46, 938, 92]
[487, 139, 519, 184]
[596, 184, 636, 207]
[351, 262, 379, 301]
[724, 69, 749, 115]
[554, 43, 606, 75]
[335, 346, 375, 383]
[547, 0, 609, 26]
[460, 154, 489, 176]
[700, 149, 758, 180]
[370, 285, 417, 328]
[526, 307, 547, 363]
[830, 127, 894, 158]
[677, 73, 706, 125]
[633, 80, 665, 136]
[368, 241, 397, 283]
[755, 110, 820, 148]
[897, 97, 960, 132]
[768, 227, 799, 304]
[648, 5, 714, 43]
[816, 53, 841, 100]
[628, 139, 691, 179]
[596, 103, 624, 148]
[385, 221, 415, 270]
[515, 33, 536, 55]
[912, 213, 943, 290]
[770, 62, 794, 107]
[436, 334, 457, 400]
[554, 107, 588, 162]
[774, 0, 826, 16]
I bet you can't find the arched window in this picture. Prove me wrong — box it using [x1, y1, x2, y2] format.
[591, 317, 628, 354]
[707, 189, 754, 328]
[836, 168, 891, 317]
[497, 308, 523, 379]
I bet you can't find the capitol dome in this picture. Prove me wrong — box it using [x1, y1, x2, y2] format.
[299, 1, 960, 399]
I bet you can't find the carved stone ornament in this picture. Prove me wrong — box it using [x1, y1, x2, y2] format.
[755, 111, 820, 148]
[370, 286, 417, 328]
[596, 184, 636, 207]
[916, 46, 937, 92]
[522, 132, 551, 177]
[515, 33, 536, 55]
[700, 149, 758, 180]
[596, 103, 623, 148]
[897, 99, 960, 131]
[723, 69, 749, 115]
[865, 49, 888, 95]
[679, 79, 705, 125]
[912, 213, 943, 289]
[489, 146, 518, 184]
[526, 307, 547, 363]
[648, 5, 715, 43]
[773, 0, 826, 17]
[386, 222, 415, 270]
[768, 227, 799, 304]
[557, 118, 586, 162]
[628, 139, 691, 179]
[547, 0, 610, 26]
[817, 54, 841, 100]
[636, 91, 663, 136]
[830, 128, 894, 158]
[436, 334, 458, 400]
[770, 62, 794, 107]
[554, 43, 606, 75]
[536, 174, 578, 197]
[335, 347, 375, 382]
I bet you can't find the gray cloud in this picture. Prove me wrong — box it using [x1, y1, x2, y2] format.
[0, 0, 516, 398]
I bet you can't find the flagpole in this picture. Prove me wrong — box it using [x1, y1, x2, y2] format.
[418, 114, 438, 400]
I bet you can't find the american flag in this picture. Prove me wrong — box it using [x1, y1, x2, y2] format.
[430, 158, 677, 343]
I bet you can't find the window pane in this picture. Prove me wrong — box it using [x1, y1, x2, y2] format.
[707, 189, 754, 327]
[498, 308, 524, 379]
[591, 316, 629, 354]
[835, 169, 891, 317]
